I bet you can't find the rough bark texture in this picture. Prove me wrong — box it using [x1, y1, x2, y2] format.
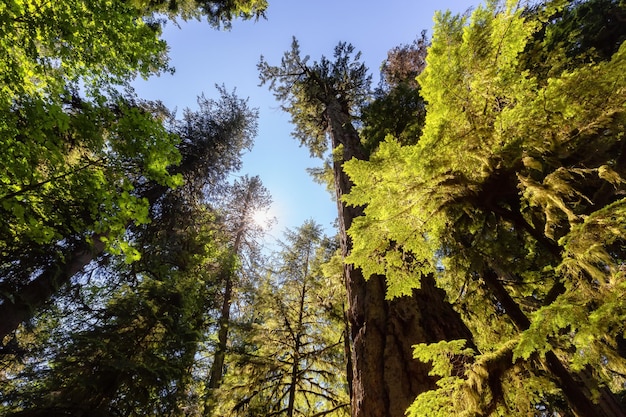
[325, 99, 475, 417]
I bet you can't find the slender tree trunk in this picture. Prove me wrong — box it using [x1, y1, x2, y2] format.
[287, 280, 307, 417]
[208, 228, 245, 390]
[207, 271, 234, 390]
[0, 234, 106, 341]
[324, 99, 475, 417]
[208, 183, 254, 390]
[288, 242, 312, 417]
[0, 184, 168, 342]
[203, 246, 237, 416]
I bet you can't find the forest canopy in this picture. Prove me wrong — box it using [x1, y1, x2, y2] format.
[2, 0, 626, 417]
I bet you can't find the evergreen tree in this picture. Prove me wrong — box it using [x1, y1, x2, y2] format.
[360, 31, 429, 152]
[0, 208, 224, 417]
[0, 86, 258, 416]
[259, 38, 475, 417]
[343, 0, 626, 415]
[213, 221, 349, 417]
[0, 93, 182, 342]
[206, 175, 272, 394]
[0, 0, 266, 342]
[0, 87, 257, 342]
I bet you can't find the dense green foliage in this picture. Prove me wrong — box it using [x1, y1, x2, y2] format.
[0, 87, 260, 416]
[344, 0, 626, 415]
[259, 27, 482, 417]
[0, 0, 270, 415]
[360, 32, 428, 152]
[1, 207, 226, 416]
[0, 0, 265, 292]
[4, 0, 626, 416]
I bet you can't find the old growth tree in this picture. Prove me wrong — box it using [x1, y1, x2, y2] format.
[344, 0, 626, 415]
[259, 38, 475, 417]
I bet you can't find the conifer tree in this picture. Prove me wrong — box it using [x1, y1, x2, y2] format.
[343, 1, 626, 415]
[0, 88, 257, 342]
[207, 175, 272, 394]
[213, 221, 349, 417]
[0, 0, 265, 343]
[0, 0, 265, 414]
[259, 38, 475, 417]
[0, 160, 233, 417]
[360, 31, 429, 152]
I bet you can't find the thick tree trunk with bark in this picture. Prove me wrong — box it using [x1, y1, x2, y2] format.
[325, 99, 475, 417]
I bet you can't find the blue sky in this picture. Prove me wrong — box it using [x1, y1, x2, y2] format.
[133, 0, 479, 243]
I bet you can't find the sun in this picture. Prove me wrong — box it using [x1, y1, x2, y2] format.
[251, 207, 277, 229]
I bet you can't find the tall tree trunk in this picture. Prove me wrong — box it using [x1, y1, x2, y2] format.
[208, 181, 256, 390]
[0, 235, 106, 341]
[207, 270, 234, 390]
[0, 184, 168, 342]
[286, 280, 307, 417]
[208, 227, 245, 390]
[203, 243, 237, 416]
[324, 99, 475, 417]
[287, 240, 312, 417]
